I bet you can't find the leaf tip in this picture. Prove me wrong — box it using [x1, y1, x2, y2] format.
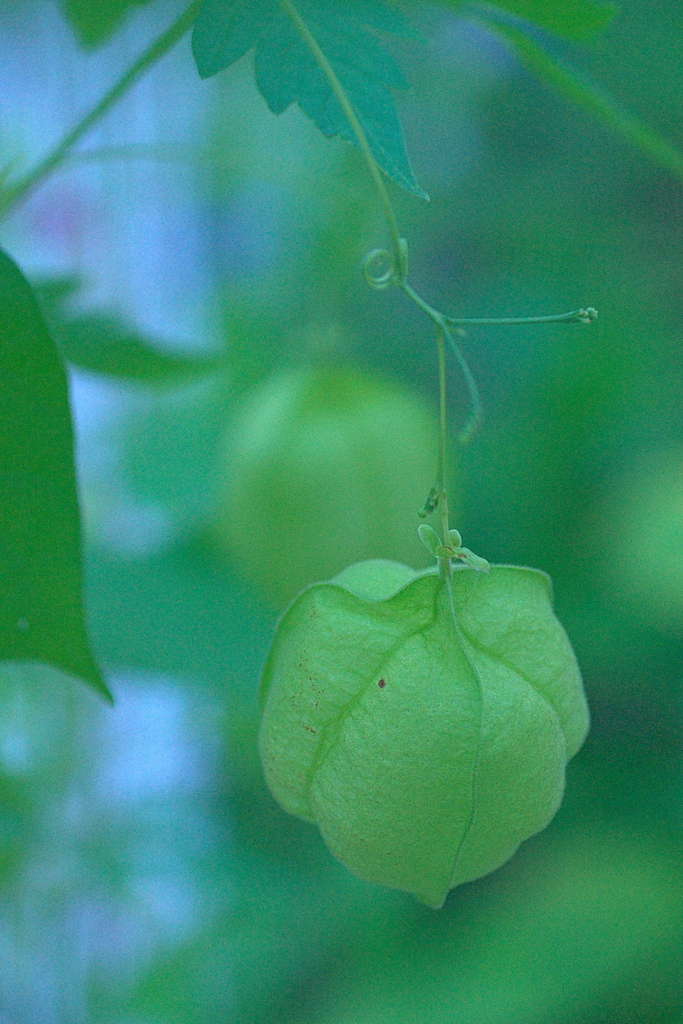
[77, 660, 115, 704]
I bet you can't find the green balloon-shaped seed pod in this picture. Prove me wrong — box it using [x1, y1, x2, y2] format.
[214, 365, 441, 608]
[259, 558, 589, 908]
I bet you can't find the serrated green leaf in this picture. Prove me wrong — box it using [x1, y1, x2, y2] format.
[36, 279, 227, 386]
[192, 0, 427, 198]
[259, 559, 588, 906]
[61, 0, 155, 47]
[0, 248, 110, 702]
[476, 0, 616, 41]
[495, 24, 683, 183]
[191, 0, 274, 76]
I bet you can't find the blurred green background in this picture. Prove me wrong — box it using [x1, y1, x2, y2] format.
[1, 0, 683, 1021]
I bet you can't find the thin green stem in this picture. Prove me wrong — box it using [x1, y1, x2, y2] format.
[401, 279, 444, 323]
[62, 142, 198, 165]
[279, 0, 487, 449]
[436, 327, 450, 543]
[277, 0, 405, 279]
[446, 307, 598, 327]
[277, 0, 596, 530]
[0, 0, 201, 218]
[443, 324, 483, 445]
[401, 281, 482, 445]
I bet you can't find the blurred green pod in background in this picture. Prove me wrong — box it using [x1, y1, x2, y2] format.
[604, 446, 683, 627]
[214, 366, 440, 608]
[259, 558, 589, 908]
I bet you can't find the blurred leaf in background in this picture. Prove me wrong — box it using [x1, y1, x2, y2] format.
[602, 446, 683, 628]
[61, 0, 156, 47]
[475, 0, 616, 40]
[38, 277, 229, 386]
[489, 23, 683, 184]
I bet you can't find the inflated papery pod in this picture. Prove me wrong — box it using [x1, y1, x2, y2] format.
[214, 366, 440, 608]
[259, 559, 589, 908]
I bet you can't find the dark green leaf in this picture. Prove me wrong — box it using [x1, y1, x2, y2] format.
[494, 24, 683, 183]
[61, 0, 155, 47]
[476, 0, 616, 41]
[191, 0, 271, 75]
[36, 279, 227, 386]
[0, 248, 110, 701]
[192, 0, 427, 198]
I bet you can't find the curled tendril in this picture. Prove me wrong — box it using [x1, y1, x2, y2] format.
[362, 249, 394, 289]
[362, 238, 408, 290]
[360, 235, 593, 455]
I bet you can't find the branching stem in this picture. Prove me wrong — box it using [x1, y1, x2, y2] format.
[279, 1, 487, 446]
[447, 307, 598, 327]
[401, 281, 482, 444]
[3, 0, 597, 553]
[280, 0, 596, 539]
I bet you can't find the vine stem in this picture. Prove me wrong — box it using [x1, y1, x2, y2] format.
[447, 307, 598, 327]
[436, 327, 451, 551]
[279, 0, 485, 532]
[277, 0, 405, 280]
[402, 281, 482, 444]
[0, 0, 201, 219]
